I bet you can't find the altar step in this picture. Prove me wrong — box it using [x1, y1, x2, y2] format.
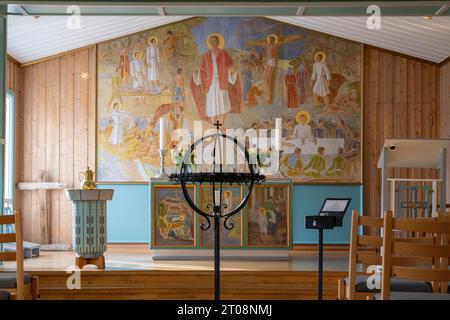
[30, 270, 345, 300]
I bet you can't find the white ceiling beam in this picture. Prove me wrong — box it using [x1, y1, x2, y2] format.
[16, 5, 31, 16]
[296, 6, 306, 16]
[157, 6, 165, 16]
[7, 1, 450, 7]
[435, 5, 449, 15]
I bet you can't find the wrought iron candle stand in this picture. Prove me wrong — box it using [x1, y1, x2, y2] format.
[169, 121, 265, 300]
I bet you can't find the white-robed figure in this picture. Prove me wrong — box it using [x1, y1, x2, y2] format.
[109, 102, 128, 145]
[130, 50, 144, 90]
[146, 36, 160, 89]
[310, 51, 331, 108]
[257, 208, 269, 239]
[292, 110, 312, 145]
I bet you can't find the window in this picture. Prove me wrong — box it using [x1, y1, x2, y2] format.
[4, 92, 14, 214]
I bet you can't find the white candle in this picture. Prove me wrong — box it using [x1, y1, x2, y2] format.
[275, 118, 282, 151]
[214, 190, 221, 205]
[159, 117, 167, 151]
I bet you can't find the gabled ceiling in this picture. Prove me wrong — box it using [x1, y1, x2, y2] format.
[6, 2, 450, 17]
[7, 15, 190, 63]
[7, 15, 450, 64]
[272, 16, 450, 63]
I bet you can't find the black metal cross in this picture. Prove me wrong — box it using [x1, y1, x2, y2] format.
[213, 120, 222, 130]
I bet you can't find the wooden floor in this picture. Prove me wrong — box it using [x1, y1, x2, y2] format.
[0, 244, 357, 300]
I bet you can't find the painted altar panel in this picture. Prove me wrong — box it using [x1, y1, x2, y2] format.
[149, 179, 292, 250]
[97, 17, 362, 183]
[246, 184, 290, 247]
[199, 185, 243, 247]
[152, 185, 196, 247]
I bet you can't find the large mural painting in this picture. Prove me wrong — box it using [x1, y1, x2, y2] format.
[97, 17, 362, 182]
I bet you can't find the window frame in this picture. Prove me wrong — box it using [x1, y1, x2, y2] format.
[4, 90, 15, 213]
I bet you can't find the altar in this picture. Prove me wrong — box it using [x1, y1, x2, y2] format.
[149, 178, 292, 260]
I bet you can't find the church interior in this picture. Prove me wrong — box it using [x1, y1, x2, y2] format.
[1, 1, 450, 302]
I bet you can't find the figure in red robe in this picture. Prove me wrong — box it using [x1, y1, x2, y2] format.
[116, 52, 130, 84]
[284, 68, 299, 108]
[296, 61, 308, 105]
[190, 33, 242, 124]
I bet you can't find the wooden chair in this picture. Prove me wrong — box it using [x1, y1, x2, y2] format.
[338, 210, 433, 300]
[0, 210, 38, 300]
[379, 211, 450, 300]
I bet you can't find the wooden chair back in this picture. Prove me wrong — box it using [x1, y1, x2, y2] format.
[347, 210, 436, 299]
[0, 210, 24, 300]
[381, 211, 450, 299]
[347, 210, 384, 299]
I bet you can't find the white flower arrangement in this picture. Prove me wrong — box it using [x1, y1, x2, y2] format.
[171, 146, 196, 169]
[248, 147, 272, 169]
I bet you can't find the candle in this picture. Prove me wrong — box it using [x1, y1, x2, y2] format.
[275, 118, 282, 151]
[159, 117, 167, 151]
[214, 190, 221, 205]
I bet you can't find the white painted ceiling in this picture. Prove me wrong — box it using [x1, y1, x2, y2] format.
[272, 16, 450, 63]
[7, 15, 450, 64]
[7, 15, 190, 63]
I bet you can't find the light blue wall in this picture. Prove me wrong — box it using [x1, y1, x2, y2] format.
[98, 184, 150, 243]
[101, 183, 362, 244]
[292, 184, 363, 244]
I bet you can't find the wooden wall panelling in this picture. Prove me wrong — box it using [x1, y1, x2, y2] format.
[59, 54, 75, 246]
[363, 46, 439, 223]
[439, 61, 450, 201]
[87, 47, 96, 170]
[17, 48, 96, 245]
[363, 47, 379, 225]
[21, 64, 33, 240]
[35, 62, 47, 243]
[46, 58, 60, 244]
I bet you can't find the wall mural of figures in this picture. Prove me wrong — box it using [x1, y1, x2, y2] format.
[97, 17, 362, 182]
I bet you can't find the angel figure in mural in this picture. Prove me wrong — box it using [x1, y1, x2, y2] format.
[310, 51, 331, 109]
[130, 50, 145, 90]
[108, 100, 129, 146]
[146, 36, 161, 93]
[190, 32, 242, 125]
[246, 33, 303, 104]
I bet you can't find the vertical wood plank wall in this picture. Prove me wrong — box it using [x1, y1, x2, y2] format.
[11, 47, 96, 245]
[363, 46, 439, 222]
[6, 45, 445, 245]
[440, 60, 450, 200]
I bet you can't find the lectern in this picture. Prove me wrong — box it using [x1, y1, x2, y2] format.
[378, 139, 450, 218]
[305, 198, 351, 300]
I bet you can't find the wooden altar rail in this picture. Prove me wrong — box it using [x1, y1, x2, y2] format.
[16, 174, 68, 245]
[29, 270, 346, 300]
